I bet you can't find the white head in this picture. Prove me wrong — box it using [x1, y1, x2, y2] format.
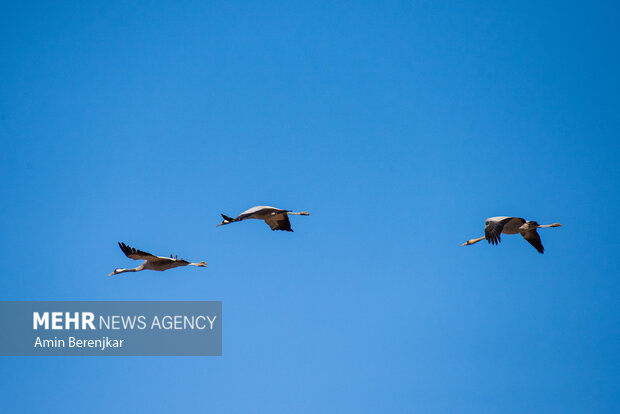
[460, 236, 485, 246]
[216, 214, 235, 227]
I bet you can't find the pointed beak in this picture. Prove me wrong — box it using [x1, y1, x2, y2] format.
[460, 242, 467, 246]
[216, 223, 223, 227]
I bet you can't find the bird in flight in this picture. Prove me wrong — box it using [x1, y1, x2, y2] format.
[461, 216, 562, 253]
[216, 206, 310, 232]
[108, 242, 207, 276]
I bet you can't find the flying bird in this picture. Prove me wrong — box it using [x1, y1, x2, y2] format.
[461, 216, 562, 253]
[108, 242, 207, 276]
[217, 206, 310, 232]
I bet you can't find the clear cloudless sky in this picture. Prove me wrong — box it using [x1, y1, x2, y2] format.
[1, 1, 619, 412]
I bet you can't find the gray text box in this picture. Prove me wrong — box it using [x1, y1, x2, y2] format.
[0, 301, 222, 356]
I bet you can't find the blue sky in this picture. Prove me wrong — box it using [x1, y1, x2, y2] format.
[1, 1, 619, 412]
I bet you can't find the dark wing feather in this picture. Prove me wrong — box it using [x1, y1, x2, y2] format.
[265, 214, 293, 232]
[118, 242, 161, 261]
[520, 230, 544, 254]
[484, 218, 511, 245]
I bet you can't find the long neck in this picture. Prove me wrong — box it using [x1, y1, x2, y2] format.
[108, 264, 145, 277]
[538, 223, 562, 228]
[115, 267, 140, 275]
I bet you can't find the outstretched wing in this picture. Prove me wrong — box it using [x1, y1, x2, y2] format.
[264, 213, 293, 232]
[236, 206, 283, 221]
[520, 229, 544, 254]
[118, 242, 173, 262]
[484, 217, 512, 245]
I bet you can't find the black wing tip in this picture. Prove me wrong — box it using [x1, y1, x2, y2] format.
[118, 242, 131, 257]
[118, 242, 139, 256]
[486, 235, 500, 245]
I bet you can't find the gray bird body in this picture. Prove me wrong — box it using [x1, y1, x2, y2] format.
[462, 216, 562, 254]
[236, 206, 287, 221]
[108, 242, 207, 276]
[217, 205, 310, 232]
